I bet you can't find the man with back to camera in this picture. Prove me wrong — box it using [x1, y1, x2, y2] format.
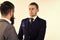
[0, 1, 18, 40]
[18, 2, 46, 40]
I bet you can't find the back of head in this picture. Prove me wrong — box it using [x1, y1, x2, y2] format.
[0, 1, 14, 16]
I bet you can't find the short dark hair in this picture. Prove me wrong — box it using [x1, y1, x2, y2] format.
[0, 1, 14, 16]
[29, 2, 39, 9]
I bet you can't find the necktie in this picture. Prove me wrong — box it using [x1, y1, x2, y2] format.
[30, 18, 34, 23]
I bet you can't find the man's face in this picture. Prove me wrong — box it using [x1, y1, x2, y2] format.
[10, 9, 15, 25]
[11, 9, 14, 17]
[10, 15, 15, 25]
[29, 5, 39, 17]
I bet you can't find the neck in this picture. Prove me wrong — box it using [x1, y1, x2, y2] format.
[1, 16, 10, 20]
[30, 15, 37, 18]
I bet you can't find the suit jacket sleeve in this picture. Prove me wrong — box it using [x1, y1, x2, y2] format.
[4, 24, 18, 40]
[36, 20, 46, 40]
[18, 20, 23, 40]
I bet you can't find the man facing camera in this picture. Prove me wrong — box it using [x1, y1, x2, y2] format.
[0, 1, 18, 40]
[18, 2, 46, 40]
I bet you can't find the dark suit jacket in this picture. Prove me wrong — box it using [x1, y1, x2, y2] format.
[0, 19, 18, 40]
[18, 16, 46, 40]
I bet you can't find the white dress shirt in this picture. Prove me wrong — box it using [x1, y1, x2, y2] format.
[29, 16, 37, 22]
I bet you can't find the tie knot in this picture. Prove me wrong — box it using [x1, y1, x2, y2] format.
[29, 18, 34, 23]
[30, 18, 34, 21]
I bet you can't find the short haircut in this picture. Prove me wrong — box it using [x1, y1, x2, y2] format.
[0, 1, 15, 16]
[29, 2, 39, 9]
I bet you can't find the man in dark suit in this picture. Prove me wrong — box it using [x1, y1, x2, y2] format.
[18, 2, 46, 40]
[0, 1, 18, 40]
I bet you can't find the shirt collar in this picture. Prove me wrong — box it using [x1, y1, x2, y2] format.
[29, 15, 37, 22]
[1, 17, 11, 24]
[29, 15, 37, 20]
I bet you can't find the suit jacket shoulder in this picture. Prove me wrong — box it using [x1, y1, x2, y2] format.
[0, 19, 18, 40]
[21, 18, 29, 22]
[4, 24, 18, 40]
[37, 17, 46, 23]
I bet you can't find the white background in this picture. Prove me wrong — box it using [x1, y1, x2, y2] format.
[0, 0, 60, 40]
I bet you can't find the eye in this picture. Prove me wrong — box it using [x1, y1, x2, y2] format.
[32, 8, 35, 10]
[32, 8, 34, 10]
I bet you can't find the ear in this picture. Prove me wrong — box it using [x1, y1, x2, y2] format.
[10, 10, 13, 17]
